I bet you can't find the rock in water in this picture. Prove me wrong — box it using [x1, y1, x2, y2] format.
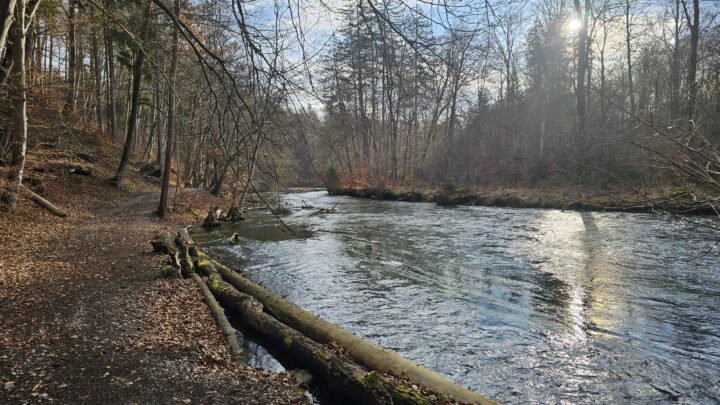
[272, 206, 292, 215]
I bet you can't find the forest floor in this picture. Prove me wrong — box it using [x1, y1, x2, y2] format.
[0, 98, 307, 404]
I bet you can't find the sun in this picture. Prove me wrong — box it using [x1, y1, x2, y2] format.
[568, 18, 583, 32]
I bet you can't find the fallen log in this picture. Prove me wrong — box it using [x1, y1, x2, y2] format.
[157, 231, 242, 357]
[194, 252, 497, 405]
[20, 184, 67, 217]
[175, 228, 197, 257]
[191, 273, 244, 359]
[175, 228, 197, 278]
[69, 166, 92, 176]
[207, 275, 435, 405]
[152, 230, 181, 271]
[152, 230, 176, 254]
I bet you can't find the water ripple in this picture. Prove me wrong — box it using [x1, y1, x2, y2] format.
[194, 191, 720, 404]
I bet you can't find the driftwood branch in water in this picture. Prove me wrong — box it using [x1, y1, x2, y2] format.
[20, 184, 67, 217]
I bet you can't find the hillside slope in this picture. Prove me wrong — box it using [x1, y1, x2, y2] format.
[0, 95, 306, 403]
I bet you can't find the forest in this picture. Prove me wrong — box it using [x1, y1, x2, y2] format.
[1, 0, 720, 404]
[1, 0, 719, 214]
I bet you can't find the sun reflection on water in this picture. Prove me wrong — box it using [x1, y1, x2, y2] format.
[526, 210, 625, 344]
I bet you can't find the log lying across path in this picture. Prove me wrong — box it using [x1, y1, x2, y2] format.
[157, 229, 498, 405]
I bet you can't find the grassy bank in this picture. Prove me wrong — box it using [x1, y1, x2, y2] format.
[335, 184, 719, 215]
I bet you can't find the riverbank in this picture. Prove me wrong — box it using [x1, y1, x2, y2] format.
[335, 184, 719, 215]
[0, 104, 306, 403]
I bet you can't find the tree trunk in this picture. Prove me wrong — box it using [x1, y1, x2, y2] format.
[47, 32, 52, 84]
[192, 273, 244, 358]
[62, 0, 76, 114]
[157, 0, 179, 217]
[574, 0, 590, 153]
[3, 0, 25, 210]
[111, 3, 151, 187]
[237, 132, 262, 210]
[625, 0, 635, 113]
[110, 50, 143, 186]
[0, 0, 17, 53]
[670, 0, 681, 115]
[91, 15, 103, 129]
[153, 40, 164, 164]
[686, 0, 699, 129]
[104, 0, 117, 142]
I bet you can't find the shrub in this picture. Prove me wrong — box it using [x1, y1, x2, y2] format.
[325, 166, 342, 194]
[441, 178, 457, 194]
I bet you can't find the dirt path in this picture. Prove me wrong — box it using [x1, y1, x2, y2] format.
[0, 190, 305, 404]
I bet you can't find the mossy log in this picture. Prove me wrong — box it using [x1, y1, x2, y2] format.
[207, 275, 434, 405]
[152, 230, 176, 254]
[172, 229, 197, 278]
[175, 228, 197, 257]
[194, 252, 497, 405]
[152, 230, 181, 271]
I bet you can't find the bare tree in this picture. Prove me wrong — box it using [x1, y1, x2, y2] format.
[110, 1, 151, 187]
[3, 0, 28, 209]
[156, 0, 179, 218]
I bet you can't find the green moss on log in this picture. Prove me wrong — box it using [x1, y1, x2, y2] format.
[195, 252, 217, 276]
[357, 371, 432, 405]
[208, 275, 232, 294]
[197, 258, 213, 269]
[160, 264, 181, 279]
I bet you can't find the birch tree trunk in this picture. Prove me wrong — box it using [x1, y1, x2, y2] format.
[0, 0, 17, 53]
[3, 0, 26, 210]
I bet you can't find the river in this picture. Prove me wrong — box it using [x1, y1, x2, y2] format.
[193, 191, 720, 404]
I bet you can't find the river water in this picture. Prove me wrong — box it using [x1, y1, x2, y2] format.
[194, 191, 720, 404]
